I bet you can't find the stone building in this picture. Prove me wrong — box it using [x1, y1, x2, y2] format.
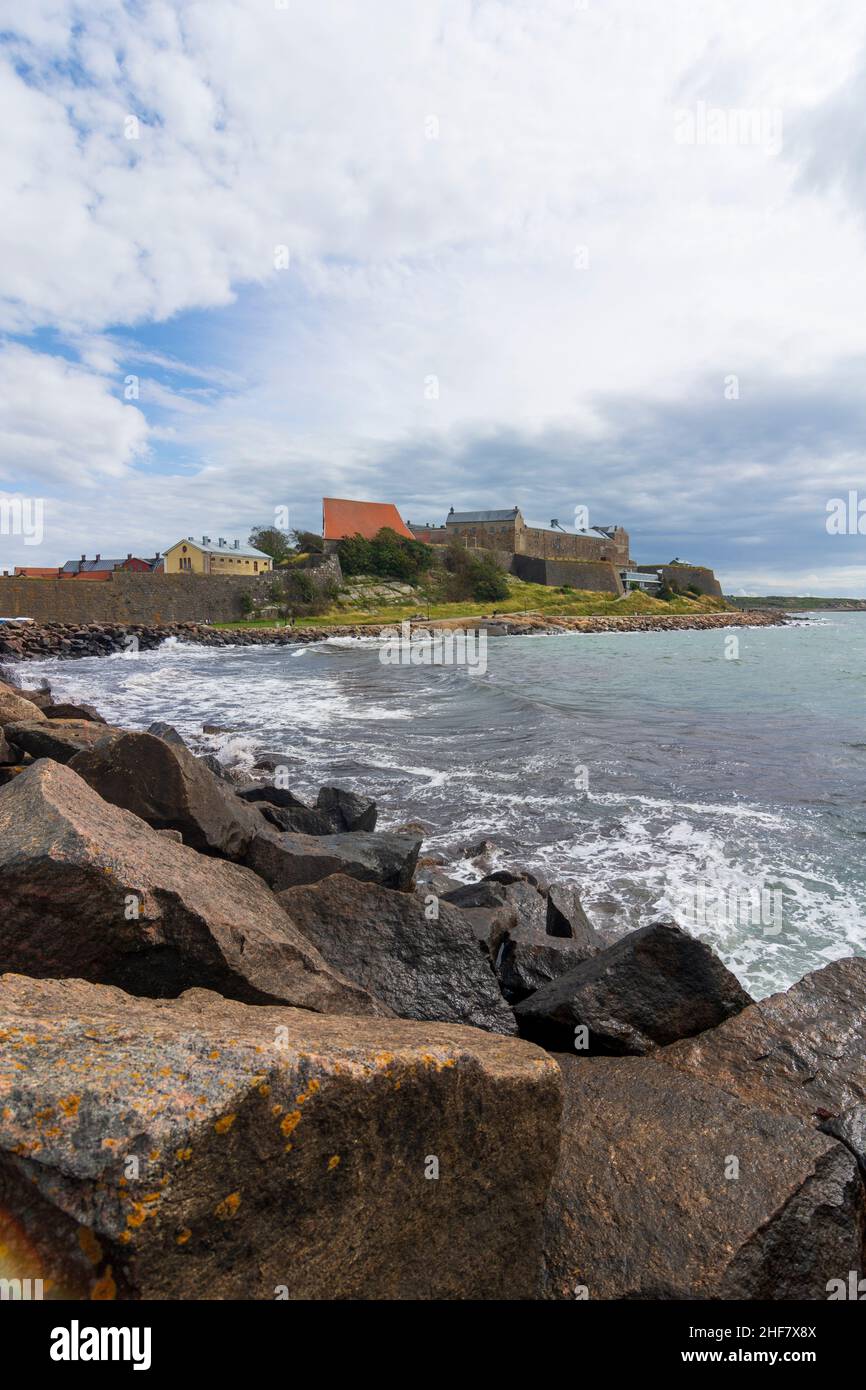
[410, 507, 631, 568]
[162, 537, 273, 576]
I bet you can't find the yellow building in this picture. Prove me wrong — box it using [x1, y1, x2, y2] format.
[163, 536, 273, 576]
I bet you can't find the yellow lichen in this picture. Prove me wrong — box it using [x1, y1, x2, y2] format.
[175, 1227, 192, 1246]
[90, 1266, 117, 1301]
[280, 1110, 302, 1139]
[327, 1155, 340, 1171]
[214, 1191, 241, 1221]
[214, 1114, 236, 1135]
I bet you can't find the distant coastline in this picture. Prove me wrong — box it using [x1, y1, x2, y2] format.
[0, 609, 788, 663]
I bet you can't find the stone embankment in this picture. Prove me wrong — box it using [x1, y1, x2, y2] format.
[0, 608, 785, 661]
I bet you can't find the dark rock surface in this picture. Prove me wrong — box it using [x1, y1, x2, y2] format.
[514, 919, 753, 1054]
[277, 874, 517, 1035]
[546, 882, 595, 942]
[0, 761, 383, 1016]
[44, 702, 107, 723]
[246, 827, 421, 892]
[0, 974, 561, 1300]
[315, 784, 377, 832]
[495, 927, 599, 1005]
[543, 1055, 865, 1300]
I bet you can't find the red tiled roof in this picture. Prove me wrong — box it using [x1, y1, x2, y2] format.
[322, 497, 413, 542]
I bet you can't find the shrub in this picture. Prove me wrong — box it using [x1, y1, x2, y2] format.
[337, 528, 433, 581]
[442, 540, 509, 602]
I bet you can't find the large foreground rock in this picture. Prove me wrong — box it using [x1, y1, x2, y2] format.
[278, 874, 518, 1035]
[655, 956, 866, 1119]
[514, 919, 752, 1053]
[4, 718, 112, 765]
[246, 827, 421, 892]
[543, 1055, 865, 1300]
[0, 975, 561, 1299]
[0, 761, 382, 1016]
[0, 681, 47, 728]
[70, 729, 259, 859]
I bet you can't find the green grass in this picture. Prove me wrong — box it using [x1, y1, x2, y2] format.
[214, 578, 731, 630]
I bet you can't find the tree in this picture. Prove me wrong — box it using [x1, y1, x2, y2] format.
[292, 529, 325, 554]
[442, 539, 509, 602]
[249, 526, 294, 565]
[337, 528, 433, 580]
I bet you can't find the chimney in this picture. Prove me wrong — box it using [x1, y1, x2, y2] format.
[127, 553, 132, 560]
[81, 554, 86, 562]
[233, 540, 240, 549]
[218, 538, 226, 548]
[95, 554, 100, 562]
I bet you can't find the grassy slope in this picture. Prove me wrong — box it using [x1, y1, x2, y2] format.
[215, 577, 731, 629]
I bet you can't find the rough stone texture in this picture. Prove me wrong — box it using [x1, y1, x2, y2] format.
[44, 702, 107, 723]
[543, 1056, 865, 1300]
[277, 874, 517, 1035]
[316, 785, 377, 832]
[546, 883, 597, 945]
[4, 719, 112, 764]
[514, 920, 753, 1054]
[69, 730, 260, 860]
[0, 731, 15, 766]
[655, 956, 866, 1121]
[822, 1106, 866, 1178]
[0, 682, 47, 728]
[0, 975, 561, 1300]
[0, 761, 383, 1016]
[442, 880, 509, 911]
[147, 721, 187, 747]
[246, 827, 421, 893]
[495, 927, 599, 1005]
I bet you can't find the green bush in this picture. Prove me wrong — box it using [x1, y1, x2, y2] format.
[442, 540, 509, 603]
[337, 528, 433, 581]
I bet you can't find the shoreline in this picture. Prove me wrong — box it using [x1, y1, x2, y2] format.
[0, 608, 787, 662]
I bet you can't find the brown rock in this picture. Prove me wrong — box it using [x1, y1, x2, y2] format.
[0, 975, 561, 1299]
[4, 719, 112, 765]
[543, 1055, 865, 1300]
[0, 682, 47, 729]
[44, 702, 107, 723]
[655, 956, 866, 1120]
[70, 729, 259, 860]
[0, 761, 383, 1016]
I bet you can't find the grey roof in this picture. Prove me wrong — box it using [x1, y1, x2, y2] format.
[171, 539, 271, 560]
[61, 558, 126, 573]
[447, 508, 521, 524]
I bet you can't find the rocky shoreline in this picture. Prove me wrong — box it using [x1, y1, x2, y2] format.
[2, 659, 864, 1303]
[0, 608, 786, 662]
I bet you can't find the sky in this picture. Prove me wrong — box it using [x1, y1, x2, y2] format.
[1, 0, 866, 594]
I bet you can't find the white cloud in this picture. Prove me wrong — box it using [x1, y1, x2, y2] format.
[0, 343, 148, 487]
[3, 1, 866, 589]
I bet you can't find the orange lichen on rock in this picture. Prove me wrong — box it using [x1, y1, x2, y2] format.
[214, 1113, 236, 1134]
[214, 1191, 241, 1221]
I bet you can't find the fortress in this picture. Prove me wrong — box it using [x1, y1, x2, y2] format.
[408, 507, 722, 598]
